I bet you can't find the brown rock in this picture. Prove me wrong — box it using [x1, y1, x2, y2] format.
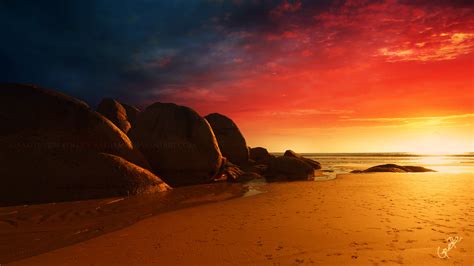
[0, 83, 149, 168]
[121, 103, 140, 127]
[0, 83, 166, 205]
[222, 161, 263, 183]
[283, 150, 321, 170]
[128, 102, 224, 186]
[249, 147, 275, 164]
[351, 164, 436, 173]
[205, 113, 249, 165]
[97, 98, 131, 133]
[0, 150, 169, 206]
[267, 156, 315, 181]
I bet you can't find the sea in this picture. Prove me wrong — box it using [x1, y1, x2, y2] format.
[273, 152, 474, 175]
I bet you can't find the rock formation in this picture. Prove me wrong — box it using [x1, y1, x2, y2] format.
[121, 103, 140, 127]
[205, 113, 249, 165]
[97, 98, 131, 133]
[0, 83, 167, 205]
[128, 102, 224, 186]
[266, 156, 315, 181]
[249, 147, 275, 164]
[283, 150, 321, 170]
[351, 164, 435, 173]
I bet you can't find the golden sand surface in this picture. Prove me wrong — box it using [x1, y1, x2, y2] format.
[6, 173, 474, 265]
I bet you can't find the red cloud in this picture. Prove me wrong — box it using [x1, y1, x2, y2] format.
[270, 0, 302, 18]
[153, 0, 474, 148]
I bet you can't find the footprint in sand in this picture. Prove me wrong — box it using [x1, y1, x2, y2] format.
[295, 258, 305, 264]
[326, 252, 343, 256]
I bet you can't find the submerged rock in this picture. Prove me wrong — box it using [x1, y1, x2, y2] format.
[0, 83, 166, 205]
[128, 102, 224, 187]
[97, 98, 131, 133]
[351, 164, 436, 173]
[266, 156, 315, 181]
[283, 150, 321, 170]
[205, 113, 249, 165]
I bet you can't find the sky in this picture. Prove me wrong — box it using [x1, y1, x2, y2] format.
[1, 0, 473, 153]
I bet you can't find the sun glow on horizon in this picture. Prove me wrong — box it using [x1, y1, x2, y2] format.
[243, 113, 474, 154]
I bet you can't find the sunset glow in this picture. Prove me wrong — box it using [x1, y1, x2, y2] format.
[151, 1, 473, 152]
[2, 0, 472, 153]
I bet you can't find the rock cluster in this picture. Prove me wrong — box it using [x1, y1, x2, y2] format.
[0, 84, 169, 206]
[0, 83, 350, 207]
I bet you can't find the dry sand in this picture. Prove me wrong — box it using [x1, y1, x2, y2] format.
[4, 173, 474, 265]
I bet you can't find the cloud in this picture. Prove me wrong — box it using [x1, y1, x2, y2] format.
[263, 109, 354, 117]
[341, 113, 474, 128]
[1, 0, 472, 109]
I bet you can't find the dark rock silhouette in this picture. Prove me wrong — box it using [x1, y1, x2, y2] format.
[121, 103, 140, 127]
[0, 151, 170, 206]
[241, 163, 268, 175]
[205, 113, 249, 165]
[0, 83, 166, 205]
[283, 150, 321, 170]
[222, 161, 262, 183]
[97, 98, 131, 133]
[351, 164, 436, 173]
[249, 147, 275, 164]
[267, 156, 315, 181]
[128, 102, 224, 187]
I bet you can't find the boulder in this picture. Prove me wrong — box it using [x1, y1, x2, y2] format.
[0, 83, 149, 168]
[0, 83, 166, 205]
[284, 150, 321, 170]
[0, 150, 170, 206]
[222, 161, 263, 183]
[121, 103, 140, 127]
[403, 165, 436, 172]
[97, 98, 131, 133]
[249, 147, 275, 164]
[128, 102, 224, 186]
[241, 163, 268, 175]
[351, 164, 435, 173]
[205, 113, 249, 165]
[266, 156, 315, 181]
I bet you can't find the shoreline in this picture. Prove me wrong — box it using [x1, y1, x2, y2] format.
[4, 172, 473, 265]
[0, 182, 248, 264]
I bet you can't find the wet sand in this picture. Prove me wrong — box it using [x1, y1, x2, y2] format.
[0, 183, 247, 264]
[5, 173, 474, 265]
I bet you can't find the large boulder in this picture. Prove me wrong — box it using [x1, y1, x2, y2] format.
[205, 113, 249, 165]
[284, 150, 321, 170]
[0, 151, 170, 206]
[97, 98, 131, 133]
[0, 83, 167, 205]
[351, 164, 435, 173]
[128, 102, 224, 186]
[249, 147, 275, 164]
[121, 103, 140, 127]
[266, 156, 315, 181]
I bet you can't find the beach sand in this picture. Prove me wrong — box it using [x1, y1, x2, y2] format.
[5, 173, 474, 265]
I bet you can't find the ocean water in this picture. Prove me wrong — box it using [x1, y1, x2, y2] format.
[273, 153, 474, 174]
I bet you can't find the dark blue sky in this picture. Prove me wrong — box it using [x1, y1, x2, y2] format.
[0, 0, 304, 106]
